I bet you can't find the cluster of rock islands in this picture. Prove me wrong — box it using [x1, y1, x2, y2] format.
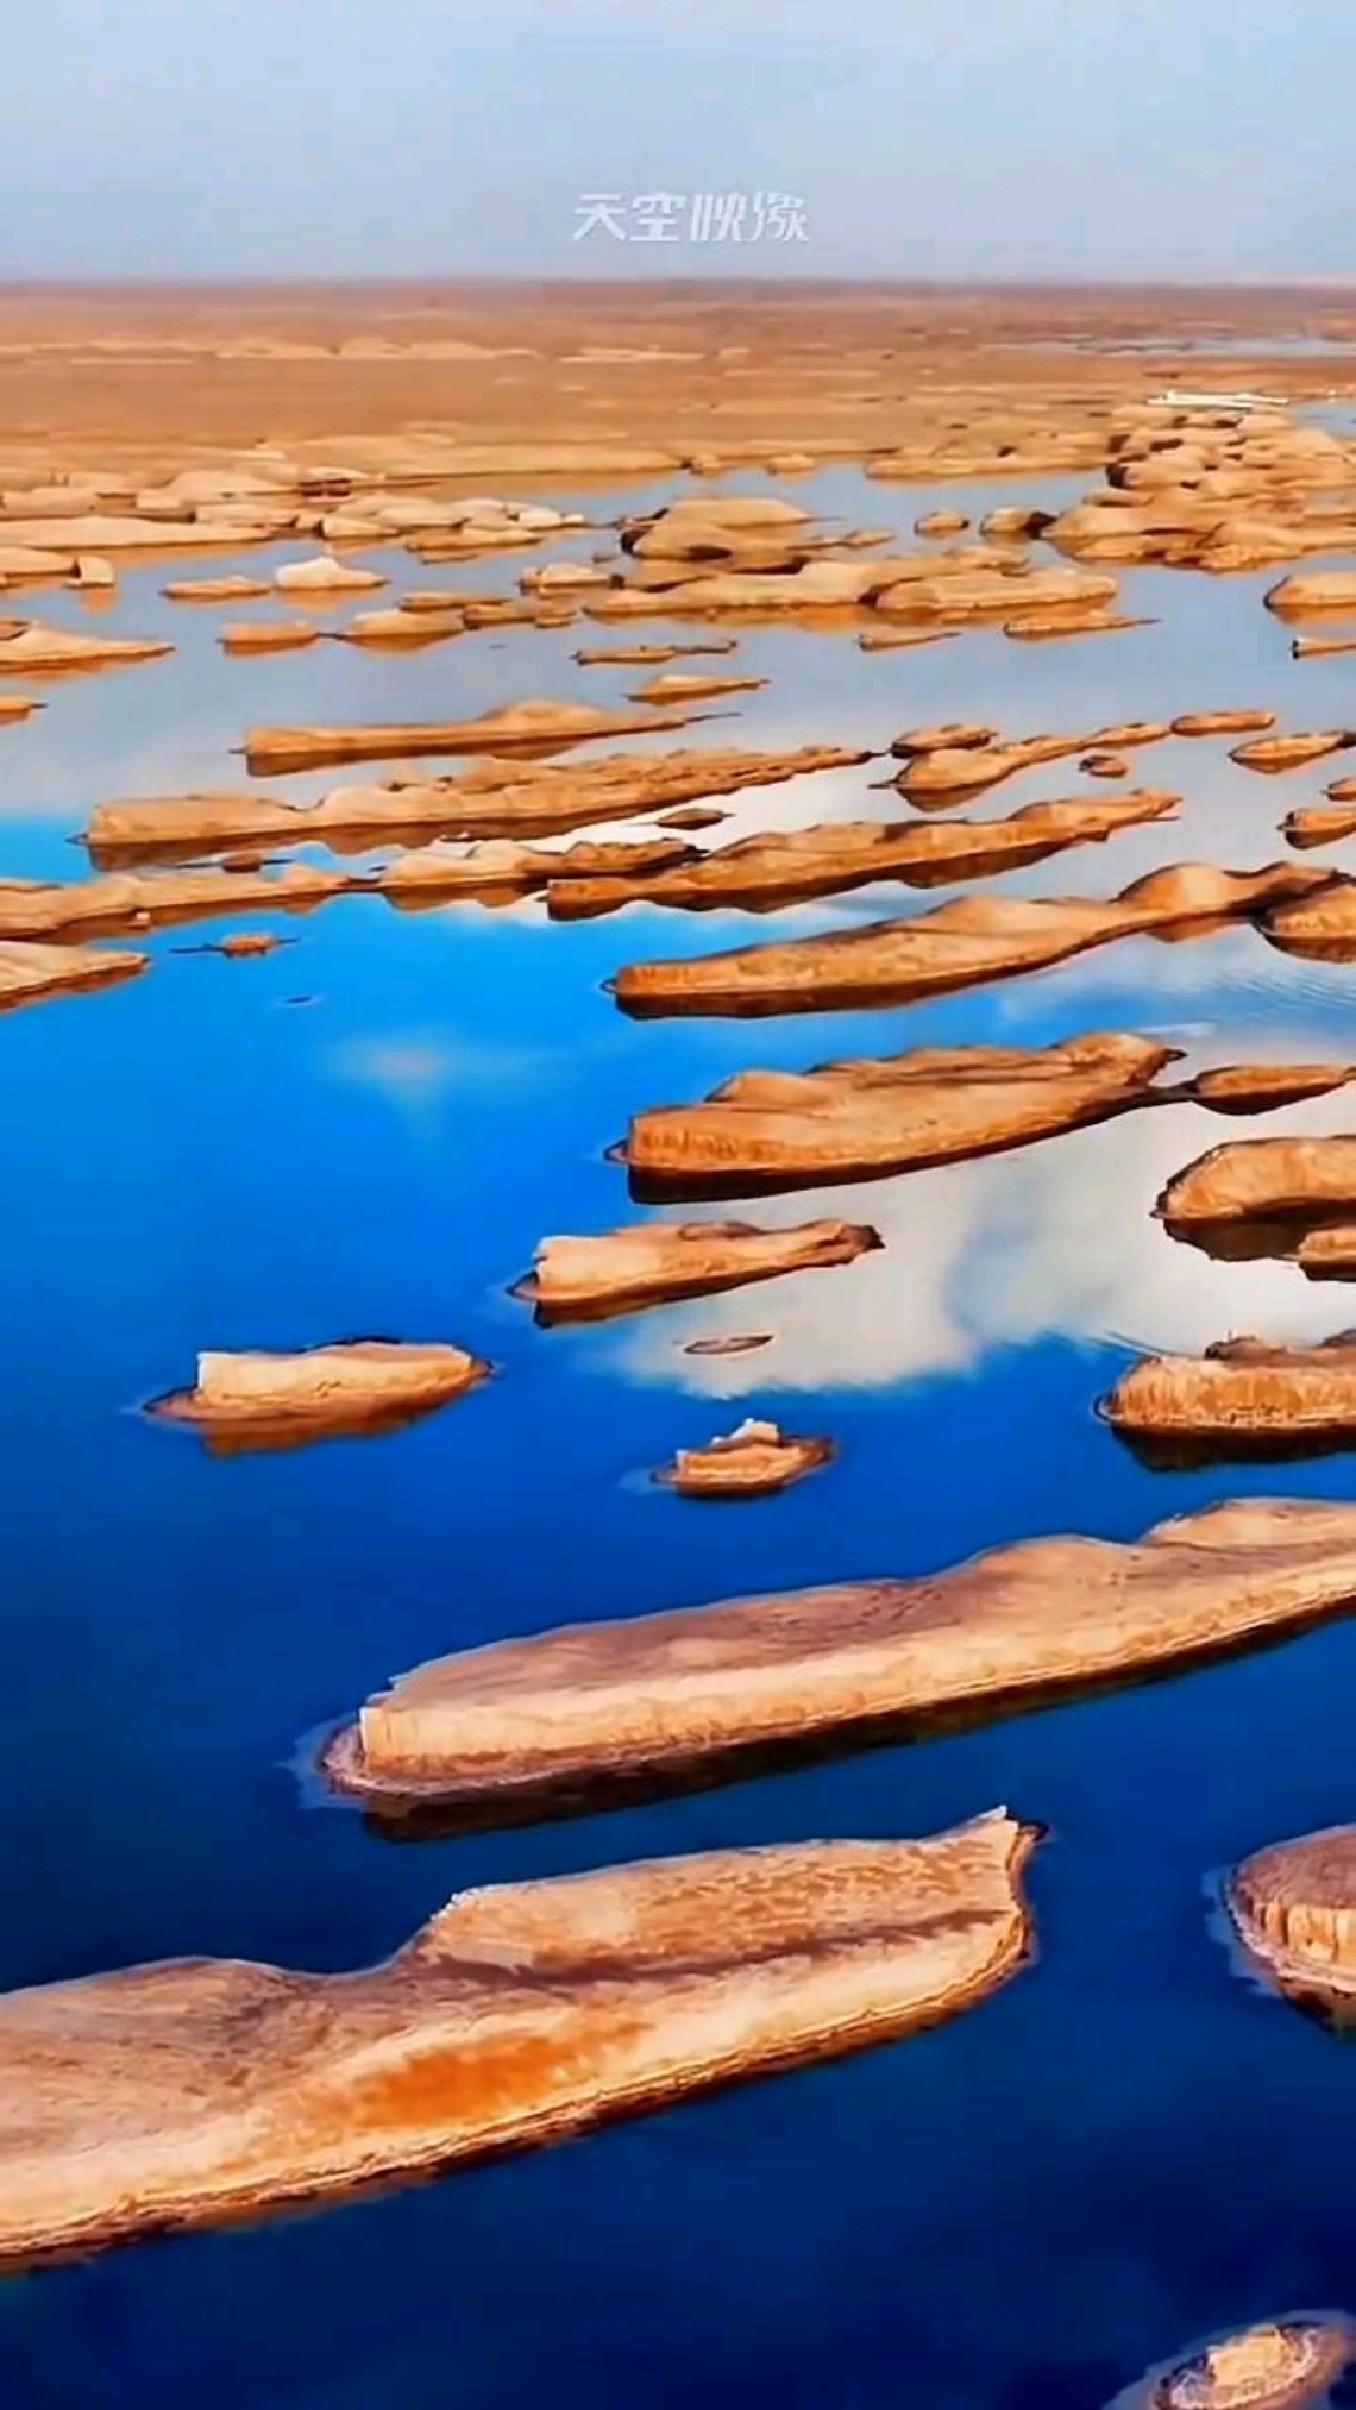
[4, 397, 1356, 2386]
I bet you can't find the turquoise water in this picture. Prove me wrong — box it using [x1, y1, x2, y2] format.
[1, 468, 1355, 2406]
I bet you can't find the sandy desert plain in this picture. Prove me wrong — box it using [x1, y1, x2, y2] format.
[4, 280, 1356, 2408]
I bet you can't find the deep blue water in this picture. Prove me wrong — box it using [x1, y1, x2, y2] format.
[1, 466, 1355, 2407]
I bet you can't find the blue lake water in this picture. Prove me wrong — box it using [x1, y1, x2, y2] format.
[1, 465, 1356, 2406]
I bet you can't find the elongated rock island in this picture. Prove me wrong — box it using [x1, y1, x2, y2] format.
[322, 1500, 1356, 1817]
[0, 938, 148, 1010]
[514, 1217, 881, 1323]
[546, 792, 1181, 919]
[87, 745, 871, 861]
[1104, 1334, 1356, 1458]
[1156, 1138, 1356, 1243]
[621, 1034, 1349, 1200]
[609, 864, 1330, 1019]
[0, 1815, 1035, 2268]
[242, 698, 700, 775]
[151, 1340, 489, 1451]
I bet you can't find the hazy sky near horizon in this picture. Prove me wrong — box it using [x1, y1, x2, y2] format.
[3, 0, 1353, 280]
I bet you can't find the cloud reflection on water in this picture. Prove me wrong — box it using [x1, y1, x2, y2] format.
[614, 1049, 1356, 1398]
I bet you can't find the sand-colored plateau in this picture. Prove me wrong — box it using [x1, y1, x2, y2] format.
[1230, 730, 1356, 774]
[1261, 879, 1356, 958]
[242, 698, 705, 774]
[609, 863, 1330, 1020]
[622, 1036, 1351, 1198]
[379, 834, 694, 907]
[1104, 1334, 1356, 1458]
[1156, 1137, 1356, 1253]
[0, 938, 148, 1009]
[547, 793, 1180, 920]
[1281, 805, 1356, 851]
[150, 1340, 489, 1453]
[220, 621, 322, 654]
[514, 1217, 881, 1324]
[324, 1501, 1356, 1816]
[0, 862, 349, 941]
[87, 744, 871, 862]
[0, 1814, 1035, 2268]
[0, 621, 171, 674]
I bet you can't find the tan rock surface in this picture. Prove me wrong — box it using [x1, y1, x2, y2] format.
[547, 792, 1181, 920]
[1265, 569, 1356, 616]
[630, 672, 766, 703]
[242, 698, 701, 774]
[379, 834, 693, 904]
[622, 1035, 1342, 1197]
[0, 938, 147, 1009]
[1229, 1826, 1356, 2011]
[513, 1217, 880, 1324]
[1281, 805, 1356, 851]
[610, 863, 1326, 1021]
[1298, 1226, 1356, 1279]
[162, 575, 271, 602]
[323, 1501, 1356, 1814]
[1172, 710, 1277, 737]
[0, 515, 278, 550]
[1156, 1137, 1356, 1239]
[219, 621, 321, 654]
[1263, 879, 1356, 958]
[575, 641, 739, 667]
[151, 1339, 489, 1452]
[857, 629, 957, 652]
[893, 731, 1106, 800]
[0, 861, 349, 940]
[1149, 2319, 1355, 2410]
[874, 564, 1117, 621]
[273, 555, 385, 593]
[1186, 1064, 1355, 1114]
[1003, 609, 1151, 641]
[89, 744, 869, 861]
[0, 1814, 1035, 2268]
[656, 1418, 834, 1497]
[893, 722, 997, 755]
[1104, 1333, 1356, 1450]
[1230, 730, 1356, 773]
[0, 622, 171, 674]
[338, 608, 464, 647]
[622, 1032, 1177, 1196]
[1291, 634, 1356, 660]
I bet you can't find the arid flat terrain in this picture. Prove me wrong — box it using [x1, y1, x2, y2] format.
[2, 280, 1356, 479]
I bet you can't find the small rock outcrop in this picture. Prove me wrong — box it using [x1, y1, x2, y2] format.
[1228, 1830, 1356, 2020]
[655, 1419, 834, 1497]
[1146, 2320, 1356, 2410]
[514, 1217, 880, 1323]
[150, 1340, 489, 1451]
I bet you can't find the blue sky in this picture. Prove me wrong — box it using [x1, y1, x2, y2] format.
[3, 0, 1352, 279]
